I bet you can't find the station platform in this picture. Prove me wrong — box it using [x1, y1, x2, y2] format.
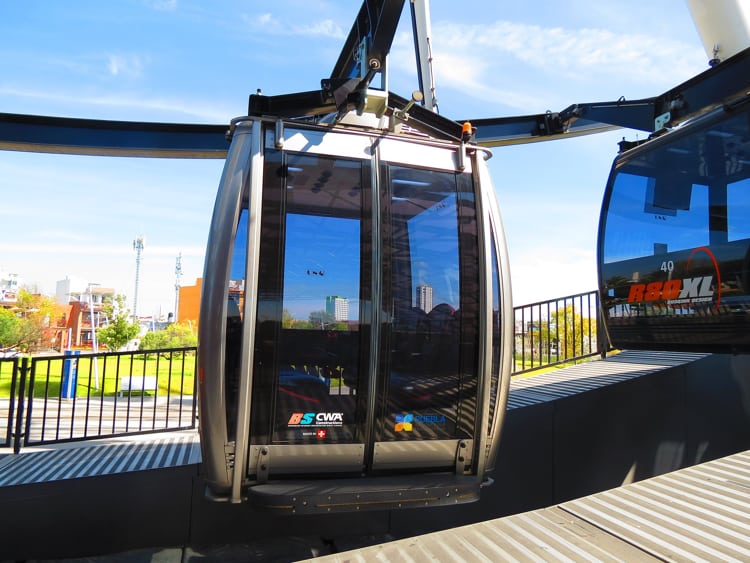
[313, 448, 750, 562]
[0, 349, 748, 561]
[0, 430, 199, 487]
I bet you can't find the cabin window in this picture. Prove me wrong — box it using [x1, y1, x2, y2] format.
[381, 165, 479, 441]
[253, 151, 367, 444]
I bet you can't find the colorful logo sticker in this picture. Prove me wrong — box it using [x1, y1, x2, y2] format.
[395, 413, 447, 431]
[395, 414, 413, 432]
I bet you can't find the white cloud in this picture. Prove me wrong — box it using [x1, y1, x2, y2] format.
[254, 13, 278, 29]
[435, 20, 704, 79]
[509, 246, 598, 307]
[292, 19, 345, 39]
[106, 54, 146, 78]
[243, 12, 344, 39]
[0, 243, 205, 257]
[145, 0, 177, 11]
[413, 20, 707, 113]
[0, 86, 234, 123]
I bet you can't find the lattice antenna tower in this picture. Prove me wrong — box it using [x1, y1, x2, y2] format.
[174, 252, 182, 322]
[132, 235, 145, 320]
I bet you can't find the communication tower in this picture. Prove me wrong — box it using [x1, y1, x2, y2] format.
[174, 253, 182, 322]
[132, 235, 145, 320]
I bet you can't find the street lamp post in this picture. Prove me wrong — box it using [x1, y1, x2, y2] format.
[88, 282, 101, 389]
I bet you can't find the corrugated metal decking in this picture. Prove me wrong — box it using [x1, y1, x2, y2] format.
[0, 432, 199, 486]
[310, 449, 750, 562]
[507, 350, 708, 409]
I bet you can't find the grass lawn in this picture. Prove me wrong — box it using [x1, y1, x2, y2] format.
[0, 354, 196, 399]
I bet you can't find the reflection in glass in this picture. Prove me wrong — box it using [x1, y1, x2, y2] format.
[603, 174, 709, 264]
[728, 178, 750, 242]
[384, 165, 479, 441]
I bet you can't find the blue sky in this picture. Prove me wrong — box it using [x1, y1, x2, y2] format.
[0, 1, 709, 317]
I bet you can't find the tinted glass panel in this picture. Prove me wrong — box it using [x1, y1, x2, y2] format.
[383, 165, 479, 441]
[254, 152, 365, 444]
[728, 178, 750, 242]
[488, 228, 501, 434]
[602, 175, 709, 263]
[225, 203, 248, 440]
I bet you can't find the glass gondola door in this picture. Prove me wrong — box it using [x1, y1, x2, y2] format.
[245, 130, 374, 480]
[371, 145, 481, 474]
[226, 124, 485, 503]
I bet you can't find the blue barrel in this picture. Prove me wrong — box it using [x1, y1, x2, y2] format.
[61, 350, 80, 399]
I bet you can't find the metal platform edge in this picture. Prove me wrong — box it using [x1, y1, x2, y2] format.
[309, 449, 750, 562]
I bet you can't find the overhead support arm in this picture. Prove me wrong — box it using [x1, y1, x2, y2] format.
[470, 45, 750, 147]
[410, 0, 438, 112]
[468, 98, 654, 147]
[0, 112, 228, 158]
[329, 0, 406, 82]
[468, 114, 620, 147]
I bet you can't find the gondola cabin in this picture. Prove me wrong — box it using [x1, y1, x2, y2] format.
[197, 90, 513, 511]
[598, 97, 750, 352]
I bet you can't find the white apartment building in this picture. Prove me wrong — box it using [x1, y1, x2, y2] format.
[326, 295, 349, 322]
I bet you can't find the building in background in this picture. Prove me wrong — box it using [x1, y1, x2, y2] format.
[0, 271, 21, 308]
[56, 276, 115, 349]
[177, 278, 202, 331]
[415, 284, 433, 313]
[326, 296, 349, 322]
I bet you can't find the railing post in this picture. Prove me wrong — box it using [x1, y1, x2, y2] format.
[13, 357, 29, 454]
[597, 291, 608, 359]
[4, 359, 17, 447]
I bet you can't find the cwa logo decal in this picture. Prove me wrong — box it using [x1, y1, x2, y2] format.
[288, 412, 344, 427]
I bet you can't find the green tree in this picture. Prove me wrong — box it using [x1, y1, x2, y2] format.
[550, 305, 596, 358]
[0, 308, 19, 350]
[282, 308, 296, 329]
[5, 289, 61, 352]
[97, 294, 140, 351]
[309, 310, 335, 330]
[140, 322, 197, 350]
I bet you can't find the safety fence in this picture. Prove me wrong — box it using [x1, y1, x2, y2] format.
[1, 347, 197, 453]
[512, 290, 607, 375]
[2, 292, 609, 452]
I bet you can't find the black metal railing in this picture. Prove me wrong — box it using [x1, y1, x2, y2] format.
[2, 293, 610, 453]
[512, 290, 607, 375]
[1, 356, 20, 448]
[1, 347, 197, 453]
